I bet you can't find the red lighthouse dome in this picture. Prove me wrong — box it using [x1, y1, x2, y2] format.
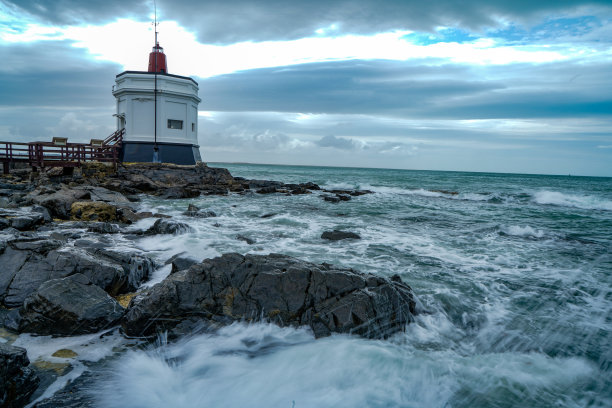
[148, 42, 167, 73]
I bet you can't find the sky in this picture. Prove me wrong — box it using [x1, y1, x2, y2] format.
[1, 0, 611, 176]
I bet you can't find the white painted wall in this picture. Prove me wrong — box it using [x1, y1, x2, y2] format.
[112, 72, 201, 146]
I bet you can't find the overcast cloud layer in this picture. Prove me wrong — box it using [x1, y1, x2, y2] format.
[1, 0, 611, 175]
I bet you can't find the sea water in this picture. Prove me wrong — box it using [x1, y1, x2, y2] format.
[28, 164, 612, 407]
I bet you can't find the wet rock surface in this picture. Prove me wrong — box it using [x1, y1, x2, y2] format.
[0, 236, 153, 309]
[0, 342, 39, 408]
[321, 230, 362, 241]
[19, 273, 125, 336]
[123, 253, 415, 339]
[144, 218, 193, 235]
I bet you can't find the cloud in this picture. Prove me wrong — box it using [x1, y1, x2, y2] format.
[316, 135, 359, 150]
[2, 0, 148, 25]
[154, 0, 612, 44]
[198, 58, 612, 120]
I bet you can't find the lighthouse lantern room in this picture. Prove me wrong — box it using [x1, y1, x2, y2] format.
[112, 38, 201, 164]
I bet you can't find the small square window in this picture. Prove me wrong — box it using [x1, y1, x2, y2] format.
[192, 123, 195, 132]
[168, 119, 183, 129]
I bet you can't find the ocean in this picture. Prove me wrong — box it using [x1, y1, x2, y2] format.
[16, 163, 612, 407]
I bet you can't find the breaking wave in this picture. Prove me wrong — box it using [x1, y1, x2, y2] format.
[534, 191, 612, 211]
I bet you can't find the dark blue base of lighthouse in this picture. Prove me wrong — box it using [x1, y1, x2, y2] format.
[120, 142, 202, 165]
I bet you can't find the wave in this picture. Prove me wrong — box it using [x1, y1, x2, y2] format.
[500, 225, 546, 239]
[533, 191, 612, 211]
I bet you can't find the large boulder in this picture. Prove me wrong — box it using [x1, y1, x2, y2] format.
[19, 273, 125, 335]
[123, 253, 415, 339]
[0, 237, 153, 308]
[0, 343, 39, 408]
[30, 186, 91, 219]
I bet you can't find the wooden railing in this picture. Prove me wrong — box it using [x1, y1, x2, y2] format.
[0, 128, 124, 174]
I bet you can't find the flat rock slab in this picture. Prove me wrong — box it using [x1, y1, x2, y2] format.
[123, 253, 415, 339]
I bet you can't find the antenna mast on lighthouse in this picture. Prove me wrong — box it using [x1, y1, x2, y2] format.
[152, 0, 160, 162]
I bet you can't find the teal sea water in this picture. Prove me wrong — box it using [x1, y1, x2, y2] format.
[46, 164, 612, 407]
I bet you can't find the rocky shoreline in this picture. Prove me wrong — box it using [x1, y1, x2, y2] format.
[0, 162, 414, 407]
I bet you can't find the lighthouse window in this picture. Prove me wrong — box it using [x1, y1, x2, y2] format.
[168, 119, 183, 129]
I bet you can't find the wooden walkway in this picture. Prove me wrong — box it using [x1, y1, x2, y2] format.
[0, 129, 124, 174]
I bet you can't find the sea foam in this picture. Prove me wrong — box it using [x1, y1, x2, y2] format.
[534, 190, 612, 211]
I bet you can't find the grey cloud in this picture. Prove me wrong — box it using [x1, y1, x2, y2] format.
[157, 0, 612, 44]
[4, 0, 148, 25]
[7, 0, 612, 44]
[0, 41, 120, 107]
[316, 135, 358, 150]
[199, 59, 612, 120]
[199, 60, 502, 115]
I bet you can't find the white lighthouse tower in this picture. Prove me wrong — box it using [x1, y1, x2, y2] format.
[112, 36, 202, 164]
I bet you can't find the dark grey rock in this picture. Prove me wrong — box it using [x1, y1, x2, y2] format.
[87, 222, 120, 234]
[183, 204, 217, 218]
[9, 214, 44, 231]
[323, 195, 341, 203]
[236, 234, 255, 245]
[0, 238, 153, 308]
[0, 343, 39, 408]
[123, 253, 415, 339]
[321, 230, 361, 241]
[0, 217, 9, 230]
[165, 253, 199, 274]
[145, 219, 193, 235]
[32, 205, 52, 223]
[29, 187, 91, 219]
[256, 186, 277, 194]
[159, 187, 201, 199]
[19, 274, 125, 335]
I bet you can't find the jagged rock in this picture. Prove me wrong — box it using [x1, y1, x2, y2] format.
[0, 343, 39, 408]
[19, 273, 125, 335]
[117, 208, 161, 224]
[300, 182, 321, 191]
[188, 210, 216, 217]
[0, 237, 153, 308]
[256, 186, 277, 194]
[123, 253, 415, 339]
[145, 219, 193, 235]
[87, 222, 121, 234]
[165, 253, 199, 274]
[79, 186, 130, 203]
[9, 214, 45, 231]
[32, 205, 52, 223]
[159, 187, 201, 199]
[183, 203, 217, 218]
[321, 230, 361, 241]
[71, 201, 117, 222]
[30, 186, 90, 219]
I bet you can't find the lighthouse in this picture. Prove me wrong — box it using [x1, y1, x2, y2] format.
[112, 40, 202, 164]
